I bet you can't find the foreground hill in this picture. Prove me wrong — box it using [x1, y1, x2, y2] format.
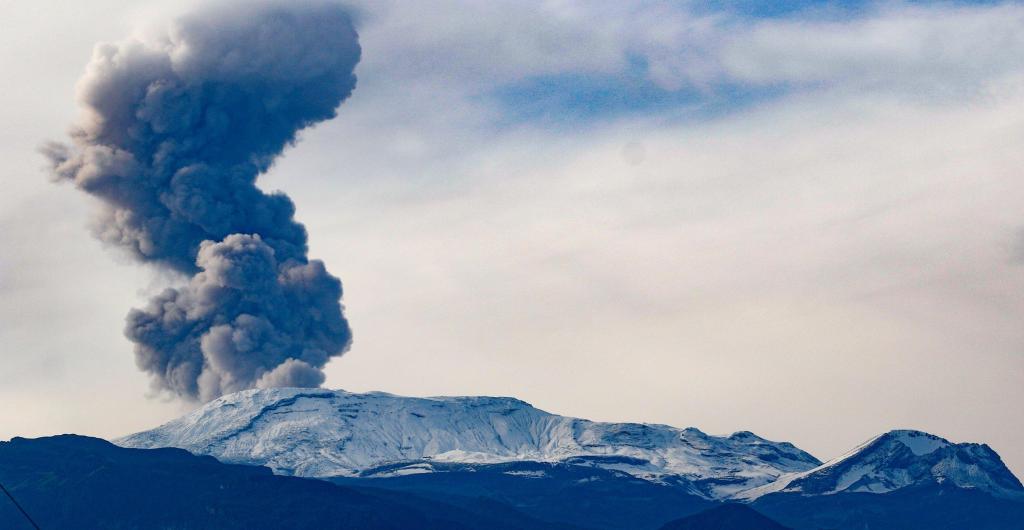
[330, 461, 713, 529]
[117, 387, 820, 500]
[0, 435, 575, 530]
[659, 504, 789, 530]
[753, 483, 1024, 530]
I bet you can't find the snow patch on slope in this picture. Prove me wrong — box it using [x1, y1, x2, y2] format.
[891, 430, 947, 456]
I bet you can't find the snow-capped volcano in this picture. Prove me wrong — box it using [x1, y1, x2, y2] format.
[735, 429, 1024, 500]
[117, 389, 1023, 503]
[117, 387, 819, 499]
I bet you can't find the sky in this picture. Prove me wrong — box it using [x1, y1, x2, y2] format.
[1, 0, 1024, 476]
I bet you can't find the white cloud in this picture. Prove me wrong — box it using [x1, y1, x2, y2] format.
[342, 1, 1024, 96]
[717, 4, 1024, 91]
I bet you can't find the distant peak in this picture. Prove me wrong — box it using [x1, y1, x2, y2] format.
[881, 428, 945, 439]
[729, 431, 765, 441]
[734, 428, 1022, 500]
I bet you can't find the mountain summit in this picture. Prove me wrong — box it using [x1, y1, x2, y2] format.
[117, 387, 819, 500]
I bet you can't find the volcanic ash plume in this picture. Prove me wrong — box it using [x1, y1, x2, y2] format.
[43, 4, 360, 402]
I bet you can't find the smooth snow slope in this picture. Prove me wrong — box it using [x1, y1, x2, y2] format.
[117, 387, 820, 499]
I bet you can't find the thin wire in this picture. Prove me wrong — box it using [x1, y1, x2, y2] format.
[0, 481, 41, 530]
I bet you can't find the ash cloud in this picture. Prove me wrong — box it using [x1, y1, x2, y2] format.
[44, 3, 359, 402]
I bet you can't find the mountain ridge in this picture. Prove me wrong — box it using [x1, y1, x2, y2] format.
[117, 387, 820, 500]
[117, 387, 1023, 503]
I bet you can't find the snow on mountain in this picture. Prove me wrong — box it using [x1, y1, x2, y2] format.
[734, 429, 1024, 500]
[116, 387, 820, 499]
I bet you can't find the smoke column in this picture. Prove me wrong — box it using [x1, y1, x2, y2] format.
[43, 3, 360, 402]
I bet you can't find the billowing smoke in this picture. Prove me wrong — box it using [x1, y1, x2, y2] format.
[43, 3, 360, 402]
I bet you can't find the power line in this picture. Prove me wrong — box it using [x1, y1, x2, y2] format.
[0, 481, 40, 530]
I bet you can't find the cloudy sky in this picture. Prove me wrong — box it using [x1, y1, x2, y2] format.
[2, 0, 1024, 475]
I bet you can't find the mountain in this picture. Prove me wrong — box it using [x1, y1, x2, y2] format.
[0, 434, 578, 530]
[735, 429, 1024, 500]
[113, 388, 1024, 528]
[659, 504, 789, 530]
[117, 387, 820, 500]
[738, 430, 1024, 530]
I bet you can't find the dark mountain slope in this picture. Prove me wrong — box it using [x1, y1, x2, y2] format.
[0, 435, 576, 530]
[332, 460, 713, 530]
[658, 504, 789, 530]
[753, 483, 1024, 530]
